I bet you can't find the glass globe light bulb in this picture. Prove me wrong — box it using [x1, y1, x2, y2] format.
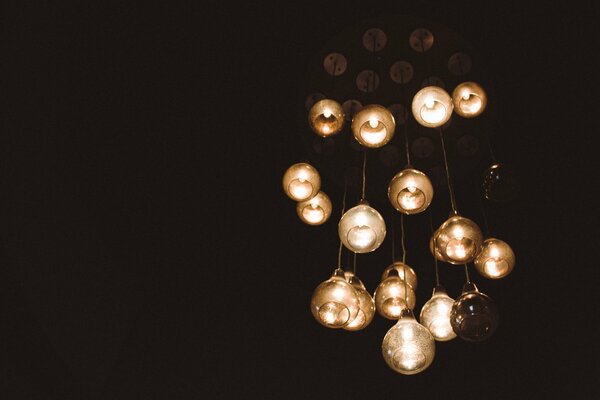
[351, 104, 396, 148]
[338, 201, 386, 253]
[344, 275, 376, 331]
[308, 99, 345, 137]
[434, 215, 483, 264]
[474, 238, 515, 279]
[282, 163, 321, 201]
[310, 269, 360, 329]
[412, 86, 453, 128]
[296, 191, 332, 225]
[450, 282, 499, 341]
[452, 81, 487, 118]
[380, 261, 418, 290]
[482, 163, 519, 203]
[429, 233, 445, 262]
[374, 270, 416, 319]
[388, 168, 434, 214]
[382, 308, 435, 375]
[419, 285, 457, 342]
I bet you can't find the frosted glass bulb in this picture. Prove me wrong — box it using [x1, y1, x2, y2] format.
[344, 275, 376, 331]
[308, 99, 345, 137]
[282, 163, 321, 201]
[412, 86, 453, 128]
[452, 82, 487, 118]
[434, 215, 483, 264]
[351, 104, 396, 148]
[388, 168, 434, 214]
[374, 270, 416, 320]
[382, 309, 435, 375]
[419, 286, 457, 342]
[474, 238, 515, 279]
[380, 262, 418, 290]
[296, 191, 332, 225]
[310, 269, 360, 328]
[338, 202, 386, 253]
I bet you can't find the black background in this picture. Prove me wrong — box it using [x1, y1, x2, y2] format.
[1, 1, 597, 399]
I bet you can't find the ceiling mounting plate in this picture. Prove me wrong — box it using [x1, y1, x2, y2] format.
[323, 52, 347, 76]
[409, 28, 434, 52]
[362, 28, 387, 52]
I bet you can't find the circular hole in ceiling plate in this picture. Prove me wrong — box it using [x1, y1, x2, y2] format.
[323, 52, 347, 76]
[342, 99, 363, 121]
[411, 137, 434, 159]
[448, 52, 472, 76]
[387, 104, 408, 125]
[421, 76, 445, 89]
[389, 61, 414, 84]
[362, 28, 387, 52]
[356, 70, 380, 92]
[305, 92, 325, 111]
[409, 28, 434, 52]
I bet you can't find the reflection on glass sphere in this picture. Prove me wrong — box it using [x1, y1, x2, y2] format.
[338, 202, 386, 253]
[310, 269, 360, 328]
[450, 282, 499, 341]
[344, 275, 376, 331]
[382, 309, 435, 375]
[388, 168, 434, 214]
[308, 99, 345, 137]
[434, 215, 483, 264]
[380, 262, 418, 290]
[374, 270, 416, 319]
[429, 233, 445, 262]
[482, 163, 519, 203]
[282, 163, 321, 201]
[452, 81, 487, 118]
[296, 191, 332, 225]
[419, 286, 457, 342]
[475, 238, 515, 279]
[351, 104, 396, 148]
[411, 86, 453, 127]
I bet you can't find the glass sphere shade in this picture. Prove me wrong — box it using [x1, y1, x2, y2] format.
[388, 168, 434, 214]
[296, 191, 332, 225]
[450, 282, 499, 341]
[434, 215, 483, 264]
[338, 202, 386, 253]
[419, 286, 457, 342]
[382, 309, 435, 375]
[344, 275, 376, 331]
[412, 86, 453, 127]
[381, 262, 418, 290]
[282, 163, 321, 201]
[374, 272, 416, 320]
[308, 99, 345, 137]
[429, 233, 445, 262]
[482, 163, 519, 203]
[310, 269, 360, 329]
[351, 104, 396, 148]
[452, 81, 487, 118]
[474, 238, 515, 279]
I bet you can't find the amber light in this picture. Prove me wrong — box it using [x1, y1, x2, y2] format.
[351, 104, 396, 148]
[296, 191, 332, 225]
[434, 215, 483, 264]
[310, 269, 360, 328]
[282, 163, 321, 201]
[452, 81, 487, 118]
[388, 168, 434, 214]
[308, 99, 345, 137]
[412, 86, 453, 127]
[474, 238, 515, 279]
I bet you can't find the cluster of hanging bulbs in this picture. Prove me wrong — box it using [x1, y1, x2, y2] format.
[283, 27, 515, 375]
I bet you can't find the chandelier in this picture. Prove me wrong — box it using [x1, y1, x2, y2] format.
[282, 15, 517, 375]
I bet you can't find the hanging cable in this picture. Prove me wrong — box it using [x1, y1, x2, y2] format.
[428, 210, 440, 286]
[400, 213, 407, 264]
[337, 184, 348, 270]
[439, 128, 458, 214]
[353, 253, 357, 275]
[391, 213, 396, 262]
[361, 149, 367, 200]
[478, 188, 491, 237]
[463, 263, 471, 283]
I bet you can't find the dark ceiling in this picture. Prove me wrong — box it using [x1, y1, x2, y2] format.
[1, 1, 596, 399]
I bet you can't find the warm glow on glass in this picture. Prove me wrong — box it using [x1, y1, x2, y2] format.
[474, 238, 515, 279]
[434, 215, 483, 264]
[382, 309, 435, 375]
[310, 269, 360, 329]
[452, 82, 487, 118]
[411, 86, 453, 127]
[351, 104, 396, 148]
[450, 282, 499, 341]
[308, 99, 345, 137]
[380, 262, 418, 290]
[374, 271, 416, 320]
[344, 275, 376, 331]
[296, 191, 332, 225]
[338, 202, 386, 253]
[282, 163, 321, 201]
[419, 286, 457, 342]
[388, 168, 434, 214]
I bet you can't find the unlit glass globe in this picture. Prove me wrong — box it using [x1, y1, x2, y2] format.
[474, 238, 515, 279]
[296, 191, 332, 225]
[434, 215, 483, 264]
[282, 163, 321, 201]
[351, 104, 396, 148]
[380, 262, 418, 290]
[450, 282, 499, 341]
[452, 81, 487, 118]
[388, 168, 434, 214]
[482, 163, 519, 203]
[310, 268, 360, 329]
[382, 308, 435, 375]
[374, 270, 416, 319]
[412, 86, 453, 128]
[338, 201, 386, 253]
[419, 285, 457, 342]
[344, 275, 376, 331]
[308, 99, 345, 137]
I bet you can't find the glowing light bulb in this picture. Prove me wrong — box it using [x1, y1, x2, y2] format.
[296, 191, 332, 225]
[434, 215, 483, 264]
[382, 309, 435, 375]
[380, 262, 418, 290]
[412, 86, 453, 128]
[419, 286, 457, 342]
[369, 118, 378, 128]
[282, 163, 321, 201]
[338, 202, 386, 253]
[346, 226, 377, 251]
[310, 269, 360, 329]
[308, 99, 345, 137]
[351, 104, 395, 148]
[374, 270, 416, 319]
[445, 237, 473, 262]
[452, 81, 487, 118]
[450, 282, 498, 341]
[344, 275, 375, 331]
[474, 238, 515, 279]
[387, 168, 433, 214]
